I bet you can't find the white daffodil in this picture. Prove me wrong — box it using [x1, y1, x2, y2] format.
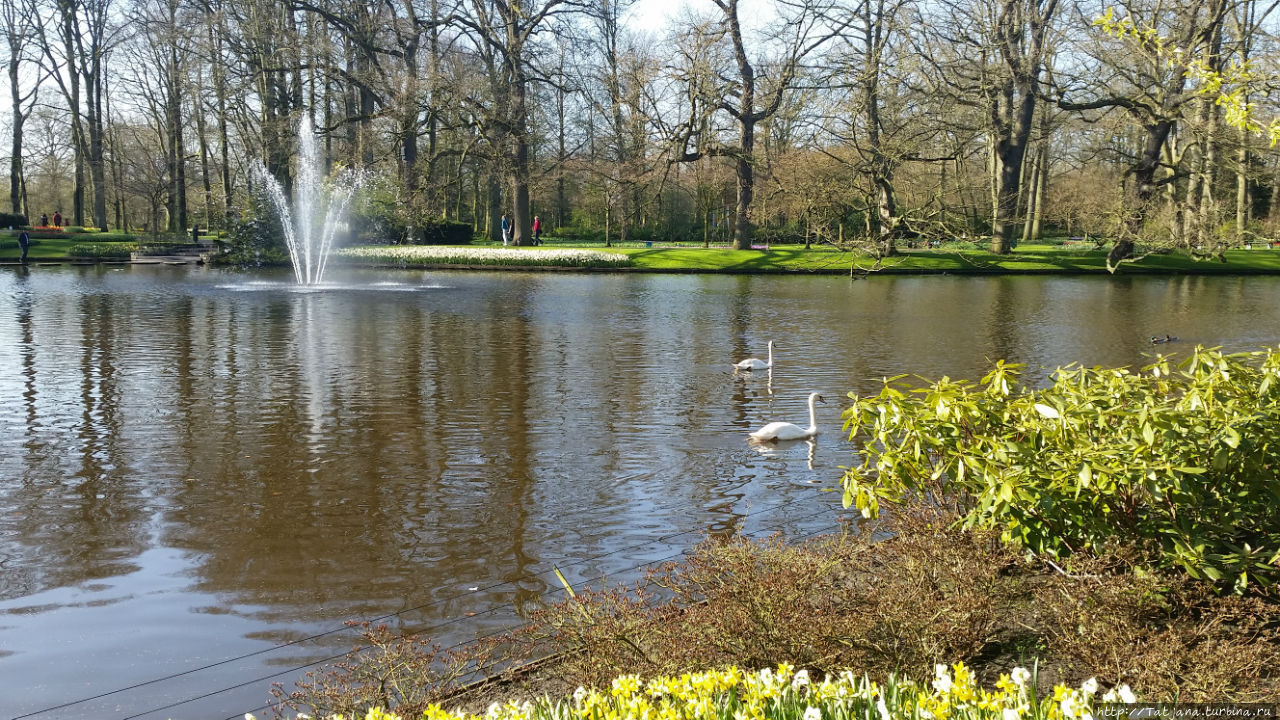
[1010, 667, 1031, 687]
[803, 706, 822, 720]
[933, 664, 953, 694]
[1081, 678, 1098, 696]
[876, 694, 892, 720]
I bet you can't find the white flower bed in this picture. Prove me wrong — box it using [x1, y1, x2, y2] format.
[337, 246, 630, 268]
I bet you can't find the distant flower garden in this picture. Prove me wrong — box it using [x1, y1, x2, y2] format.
[252, 662, 1136, 720]
[338, 246, 631, 269]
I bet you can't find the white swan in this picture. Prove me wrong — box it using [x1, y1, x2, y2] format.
[749, 392, 824, 442]
[734, 340, 774, 371]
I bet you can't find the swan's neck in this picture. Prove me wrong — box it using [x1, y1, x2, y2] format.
[767, 343, 773, 366]
[807, 395, 818, 431]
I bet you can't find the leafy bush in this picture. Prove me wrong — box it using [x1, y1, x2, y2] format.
[545, 226, 605, 244]
[842, 346, 1280, 591]
[413, 217, 473, 245]
[0, 212, 29, 228]
[213, 201, 288, 267]
[357, 176, 473, 244]
[754, 226, 806, 245]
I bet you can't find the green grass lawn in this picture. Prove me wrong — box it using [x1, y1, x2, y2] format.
[608, 242, 1280, 274]
[0, 237, 139, 262]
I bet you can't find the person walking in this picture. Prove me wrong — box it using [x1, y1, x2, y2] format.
[52, 211, 62, 228]
[17, 228, 30, 264]
[500, 214, 511, 246]
[532, 215, 542, 245]
[39, 213, 48, 227]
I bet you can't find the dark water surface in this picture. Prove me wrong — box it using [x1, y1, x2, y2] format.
[1, 265, 1278, 719]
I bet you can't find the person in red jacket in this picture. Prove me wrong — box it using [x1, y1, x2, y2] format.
[532, 215, 542, 245]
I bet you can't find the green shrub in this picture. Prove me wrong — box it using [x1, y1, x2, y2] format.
[212, 200, 289, 267]
[842, 347, 1280, 591]
[356, 176, 473, 244]
[0, 212, 29, 228]
[413, 217, 473, 245]
[549, 226, 605, 244]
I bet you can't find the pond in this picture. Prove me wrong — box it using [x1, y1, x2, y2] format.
[1, 265, 1278, 719]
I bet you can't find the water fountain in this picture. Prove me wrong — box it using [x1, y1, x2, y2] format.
[253, 117, 363, 285]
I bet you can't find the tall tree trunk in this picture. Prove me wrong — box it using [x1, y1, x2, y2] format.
[8, 46, 23, 215]
[1110, 120, 1174, 267]
[166, 20, 186, 234]
[1028, 140, 1048, 242]
[60, 0, 85, 225]
[400, 17, 420, 195]
[556, 77, 567, 229]
[508, 47, 532, 246]
[987, 0, 1057, 254]
[990, 85, 1037, 253]
[1183, 102, 1205, 247]
[861, 0, 899, 256]
[208, 14, 232, 227]
[1236, 128, 1250, 243]
[196, 85, 213, 234]
[1197, 98, 1221, 249]
[487, 169, 501, 243]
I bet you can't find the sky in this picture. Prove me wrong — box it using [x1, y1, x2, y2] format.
[625, 0, 774, 35]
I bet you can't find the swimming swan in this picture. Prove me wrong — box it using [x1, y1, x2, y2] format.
[749, 392, 824, 441]
[734, 340, 774, 371]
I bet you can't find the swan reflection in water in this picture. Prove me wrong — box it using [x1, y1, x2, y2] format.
[751, 438, 818, 471]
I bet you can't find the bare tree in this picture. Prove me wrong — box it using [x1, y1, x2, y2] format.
[921, 0, 1059, 254]
[448, 0, 582, 246]
[1056, 0, 1233, 267]
[4, 0, 41, 216]
[670, 0, 848, 250]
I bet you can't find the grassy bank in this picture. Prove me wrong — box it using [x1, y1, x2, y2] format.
[0, 227, 141, 263]
[334, 241, 1280, 275]
[14, 232, 1280, 274]
[616, 243, 1280, 274]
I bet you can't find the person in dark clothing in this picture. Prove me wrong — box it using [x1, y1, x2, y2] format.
[52, 211, 62, 228]
[40, 213, 48, 227]
[17, 229, 30, 264]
